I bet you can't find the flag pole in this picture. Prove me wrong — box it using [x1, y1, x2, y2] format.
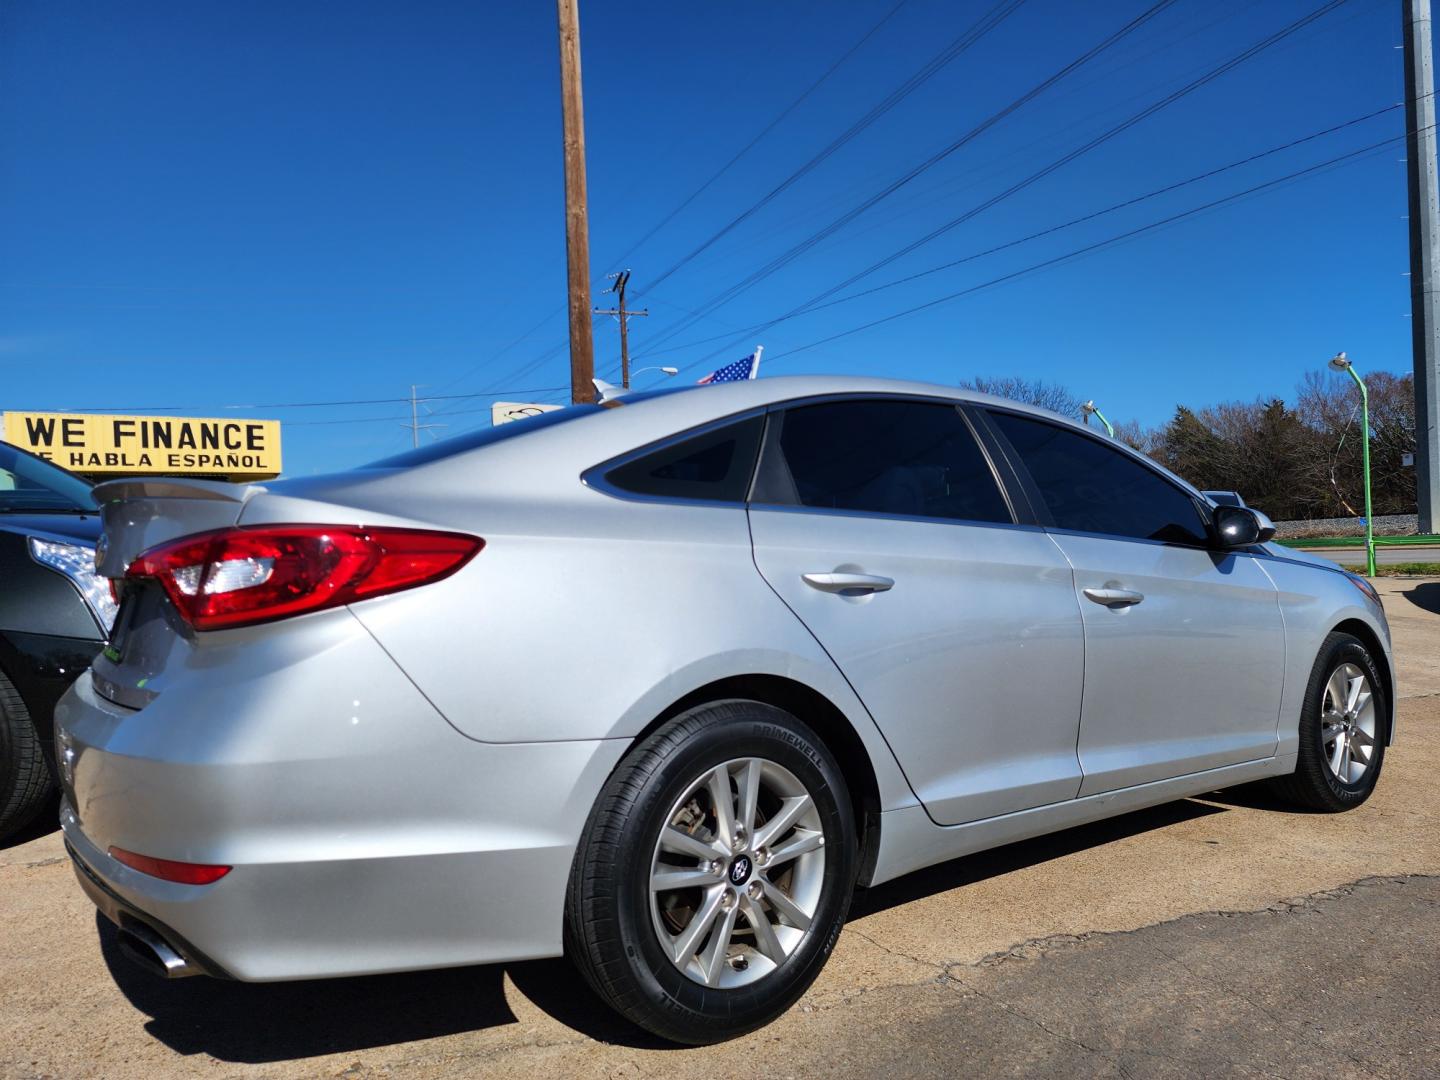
[749, 345, 763, 379]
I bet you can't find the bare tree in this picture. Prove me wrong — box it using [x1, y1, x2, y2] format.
[960, 376, 1082, 418]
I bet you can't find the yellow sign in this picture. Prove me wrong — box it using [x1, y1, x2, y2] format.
[2, 412, 282, 480]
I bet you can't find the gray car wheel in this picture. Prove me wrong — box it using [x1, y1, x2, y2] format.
[565, 700, 856, 1044]
[1270, 631, 1387, 812]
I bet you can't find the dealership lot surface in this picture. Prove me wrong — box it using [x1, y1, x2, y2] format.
[4, 578, 1438, 1079]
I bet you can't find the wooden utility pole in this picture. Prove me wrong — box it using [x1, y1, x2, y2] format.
[556, 0, 595, 405]
[594, 269, 649, 387]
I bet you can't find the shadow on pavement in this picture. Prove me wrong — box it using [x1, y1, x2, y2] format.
[1402, 581, 1440, 615]
[1199, 780, 1326, 814]
[850, 798, 1225, 919]
[100, 796, 1231, 1061]
[100, 914, 517, 1062]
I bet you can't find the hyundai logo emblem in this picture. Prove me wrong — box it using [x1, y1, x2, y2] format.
[728, 855, 752, 886]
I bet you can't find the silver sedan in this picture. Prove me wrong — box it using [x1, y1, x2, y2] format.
[54, 375, 1393, 1044]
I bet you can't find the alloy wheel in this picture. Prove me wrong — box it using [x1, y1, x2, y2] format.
[1320, 662, 1378, 785]
[648, 757, 826, 988]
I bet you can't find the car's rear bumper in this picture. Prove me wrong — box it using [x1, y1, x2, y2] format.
[53, 611, 628, 981]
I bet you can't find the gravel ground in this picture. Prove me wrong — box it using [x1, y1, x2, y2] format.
[1273, 513, 1419, 539]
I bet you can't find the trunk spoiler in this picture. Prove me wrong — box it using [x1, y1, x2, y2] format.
[91, 478, 263, 505]
[91, 478, 267, 578]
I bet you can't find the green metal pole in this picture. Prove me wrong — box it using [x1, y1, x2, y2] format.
[1344, 365, 1377, 577]
[1083, 401, 1115, 437]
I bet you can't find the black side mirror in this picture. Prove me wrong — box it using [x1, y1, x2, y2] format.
[1212, 505, 1276, 549]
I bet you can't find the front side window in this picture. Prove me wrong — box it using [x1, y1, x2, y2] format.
[751, 399, 1011, 524]
[989, 411, 1207, 546]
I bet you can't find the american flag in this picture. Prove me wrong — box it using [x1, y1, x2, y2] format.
[697, 347, 762, 384]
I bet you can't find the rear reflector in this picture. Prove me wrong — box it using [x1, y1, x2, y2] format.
[109, 846, 232, 886]
[126, 525, 483, 630]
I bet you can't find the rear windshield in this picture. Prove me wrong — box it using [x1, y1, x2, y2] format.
[364, 385, 702, 469]
[367, 404, 602, 468]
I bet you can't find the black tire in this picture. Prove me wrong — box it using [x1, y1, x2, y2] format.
[0, 668, 55, 842]
[565, 700, 856, 1045]
[1270, 631, 1387, 812]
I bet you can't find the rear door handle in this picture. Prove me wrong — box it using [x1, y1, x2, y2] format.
[1083, 587, 1145, 607]
[802, 572, 895, 595]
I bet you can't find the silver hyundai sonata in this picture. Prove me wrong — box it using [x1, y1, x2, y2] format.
[55, 375, 1393, 1044]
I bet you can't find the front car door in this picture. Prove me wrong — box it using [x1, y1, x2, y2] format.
[982, 409, 1286, 795]
[746, 396, 1086, 826]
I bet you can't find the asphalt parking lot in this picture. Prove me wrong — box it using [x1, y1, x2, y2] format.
[4, 579, 1438, 1080]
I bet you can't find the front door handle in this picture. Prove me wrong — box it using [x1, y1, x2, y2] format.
[1083, 586, 1145, 607]
[802, 572, 895, 595]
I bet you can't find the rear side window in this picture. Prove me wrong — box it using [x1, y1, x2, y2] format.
[603, 415, 764, 503]
[752, 399, 1011, 524]
[989, 411, 1207, 546]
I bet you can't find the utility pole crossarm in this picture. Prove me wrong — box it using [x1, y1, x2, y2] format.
[403, 385, 447, 448]
[594, 269, 648, 387]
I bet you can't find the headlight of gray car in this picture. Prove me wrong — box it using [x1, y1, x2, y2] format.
[1344, 571, 1382, 607]
[28, 536, 117, 633]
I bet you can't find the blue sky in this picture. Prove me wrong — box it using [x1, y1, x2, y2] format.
[0, 0, 1420, 474]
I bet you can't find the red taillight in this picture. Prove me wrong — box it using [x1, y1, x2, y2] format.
[125, 525, 482, 630]
[109, 846, 232, 885]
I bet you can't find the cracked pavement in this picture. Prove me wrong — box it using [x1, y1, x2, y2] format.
[3, 578, 1439, 1078]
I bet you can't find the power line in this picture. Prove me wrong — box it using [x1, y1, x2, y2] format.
[610, 106, 1405, 368]
[639, 0, 1030, 297]
[767, 131, 1416, 362]
[656, 0, 1357, 372]
[636, 0, 1185, 358]
[49, 386, 570, 414]
[644, 99, 1404, 366]
[604, 0, 912, 272]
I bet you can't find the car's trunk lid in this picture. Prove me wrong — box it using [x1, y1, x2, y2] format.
[91, 477, 261, 577]
[90, 478, 262, 710]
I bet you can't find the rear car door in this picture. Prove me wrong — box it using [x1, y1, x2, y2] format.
[983, 410, 1285, 795]
[746, 396, 1086, 826]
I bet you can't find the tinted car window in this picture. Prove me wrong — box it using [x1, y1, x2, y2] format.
[989, 411, 1207, 546]
[752, 400, 1011, 523]
[604, 415, 764, 503]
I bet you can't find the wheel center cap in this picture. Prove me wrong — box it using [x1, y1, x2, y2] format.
[728, 854, 753, 887]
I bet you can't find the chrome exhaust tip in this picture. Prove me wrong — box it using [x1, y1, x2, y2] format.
[116, 923, 197, 979]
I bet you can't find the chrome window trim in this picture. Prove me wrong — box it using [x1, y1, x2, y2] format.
[745, 500, 1049, 534]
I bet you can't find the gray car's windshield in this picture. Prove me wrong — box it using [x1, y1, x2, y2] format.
[0, 442, 97, 513]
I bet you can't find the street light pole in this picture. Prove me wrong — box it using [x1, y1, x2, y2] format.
[1081, 400, 1115, 437]
[1330, 352, 1377, 577]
